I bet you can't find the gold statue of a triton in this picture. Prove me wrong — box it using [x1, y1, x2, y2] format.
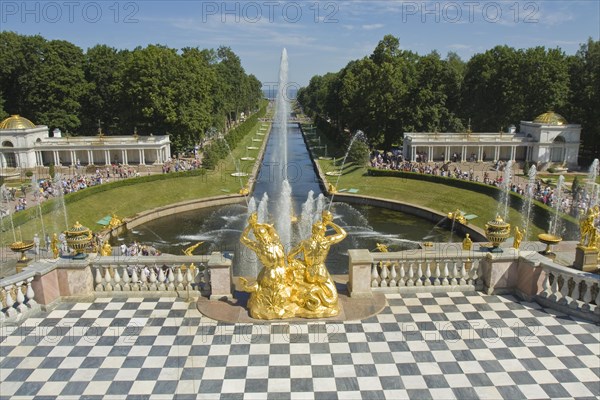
[240, 210, 347, 320]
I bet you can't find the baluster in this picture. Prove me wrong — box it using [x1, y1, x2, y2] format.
[167, 267, 175, 291]
[441, 262, 450, 286]
[558, 275, 570, 305]
[424, 262, 432, 286]
[95, 267, 103, 291]
[176, 266, 184, 290]
[4, 285, 16, 317]
[203, 265, 211, 290]
[469, 260, 479, 285]
[131, 268, 140, 291]
[548, 273, 560, 302]
[389, 263, 397, 287]
[569, 278, 581, 310]
[185, 266, 194, 290]
[113, 268, 122, 291]
[433, 262, 441, 286]
[371, 264, 380, 287]
[460, 261, 468, 285]
[581, 281, 593, 312]
[450, 262, 458, 286]
[15, 281, 27, 313]
[397, 264, 406, 287]
[121, 267, 130, 291]
[415, 263, 423, 286]
[406, 263, 414, 286]
[140, 267, 149, 290]
[25, 278, 36, 306]
[380, 262, 389, 287]
[104, 267, 113, 291]
[149, 267, 158, 290]
[540, 272, 551, 297]
[594, 287, 600, 316]
[158, 267, 166, 291]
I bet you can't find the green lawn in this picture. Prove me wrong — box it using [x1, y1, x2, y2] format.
[318, 159, 549, 239]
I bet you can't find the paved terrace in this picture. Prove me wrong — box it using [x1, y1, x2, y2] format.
[1, 290, 599, 399]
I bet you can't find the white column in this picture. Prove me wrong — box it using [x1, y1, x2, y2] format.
[477, 146, 482, 162]
[510, 146, 516, 161]
[122, 150, 128, 165]
[104, 150, 110, 165]
[53, 151, 60, 166]
[156, 149, 161, 164]
[411, 146, 416, 161]
[0, 153, 6, 168]
[428, 146, 433, 162]
[445, 146, 450, 162]
[494, 146, 499, 161]
[461, 146, 466, 162]
[138, 149, 143, 165]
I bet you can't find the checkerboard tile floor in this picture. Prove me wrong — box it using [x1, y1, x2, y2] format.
[0, 292, 598, 399]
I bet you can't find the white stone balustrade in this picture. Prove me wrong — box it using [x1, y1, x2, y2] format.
[364, 252, 486, 293]
[91, 255, 210, 295]
[0, 275, 38, 322]
[538, 260, 599, 321]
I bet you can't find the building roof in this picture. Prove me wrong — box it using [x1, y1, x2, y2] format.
[0, 115, 37, 130]
[533, 111, 568, 125]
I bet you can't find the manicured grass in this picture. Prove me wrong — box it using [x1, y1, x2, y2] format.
[319, 159, 549, 239]
[1, 121, 271, 247]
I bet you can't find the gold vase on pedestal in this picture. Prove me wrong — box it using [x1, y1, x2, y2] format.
[485, 215, 511, 252]
[65, 221, 93, 259]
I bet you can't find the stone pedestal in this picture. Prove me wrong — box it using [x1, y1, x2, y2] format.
[348, 249, 373, 298]
[208, 252, 233, 300]
[573, 246, 599, 272]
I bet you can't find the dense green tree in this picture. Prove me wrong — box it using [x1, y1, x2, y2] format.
[81, 45, 130, 134]
[566, 39, 600, 163]
[0, 92, 7, 120]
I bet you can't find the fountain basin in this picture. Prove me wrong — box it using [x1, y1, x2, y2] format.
[326, 171, 342, 176]
[247, 147, 259, 150]
[231, 172, 249, 177]
[10, 241, 34, 261]
[240, 157, 255, 161]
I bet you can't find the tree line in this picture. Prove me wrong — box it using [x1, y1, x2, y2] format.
[298, 35, 599, 164]
[0, 32, 263, 152]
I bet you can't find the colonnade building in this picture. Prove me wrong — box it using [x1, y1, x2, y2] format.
[402, 112, 581, 168]
[0, 115, 171, 170]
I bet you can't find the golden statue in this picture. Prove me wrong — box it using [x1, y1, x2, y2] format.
[375, 243, 389, 252]
[328, 183, 337, 194]
[579, 206, 599, 249]
[184, 241, 204, 256]
[513, 226, 523, 250]
[240, 210, 346, 320]
[448, 209, 467, 225]
[100, 241, 112, 256]
[287, 210, 346, 318]
[462, 234, 472, 251]
[240, 213, 297, 319]
[239, 187, 249, 196]
[108, 214, 123, 229]
[50, 233, 59, 259]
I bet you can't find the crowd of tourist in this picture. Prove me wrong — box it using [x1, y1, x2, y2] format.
[370, 150, 597, 217]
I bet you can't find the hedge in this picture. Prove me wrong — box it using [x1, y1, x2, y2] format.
[367, 168, 579, 234]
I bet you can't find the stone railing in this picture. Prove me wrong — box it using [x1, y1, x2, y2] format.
[537, 258, 599, 321]
[348, 249, 486, 296]
[90, 255, 211, 295]
[0, 252, 233, 324]
[0, 272, 39, 322]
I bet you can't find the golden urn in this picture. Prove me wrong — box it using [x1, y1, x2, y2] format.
[485, 215, 511, 250]
[538, 233, 562, 255]
[65, 221, 93, 256]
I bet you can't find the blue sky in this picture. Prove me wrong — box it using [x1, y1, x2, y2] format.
[2, 1, 599, 87]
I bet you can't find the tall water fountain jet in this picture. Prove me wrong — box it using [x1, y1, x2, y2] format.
[329, 130, 366, 210]
[549, 175, 565, 236]
[271, 48, 293, 251]
[586, 158, 599, 210]
[521, 165, 537, 240]
[496, 160, 513, 220]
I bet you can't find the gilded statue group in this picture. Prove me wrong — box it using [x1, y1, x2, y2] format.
[579, 205, 600, 249]
[240, 210, 346, 320]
